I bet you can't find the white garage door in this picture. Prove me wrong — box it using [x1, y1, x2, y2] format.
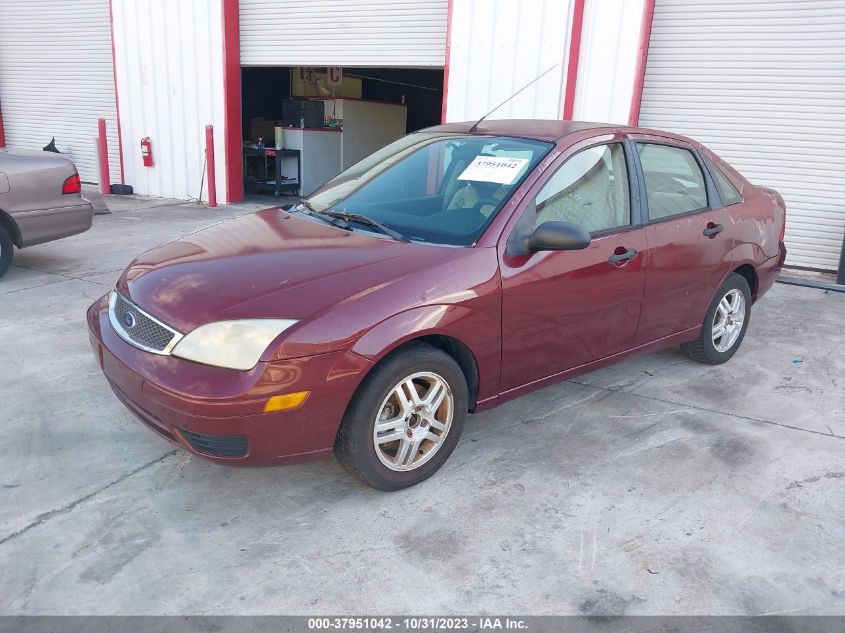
[0, 0, 121, 184]
[639, 0, 845, 271]
[240, 0, 448, 67]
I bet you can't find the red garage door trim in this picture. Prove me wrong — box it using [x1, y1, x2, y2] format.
[628, 0, 656, 126]
[440, 0, 454, 123]
[0, 101, 5, 148]
[562, 0, 586, 120]
[222, 0, 244, 203]
[108, 0, 125, 184]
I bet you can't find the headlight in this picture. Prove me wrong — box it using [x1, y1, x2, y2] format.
[170, 319, 297, 371]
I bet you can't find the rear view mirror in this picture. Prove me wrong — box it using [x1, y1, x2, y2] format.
[528, 221, 591, 252]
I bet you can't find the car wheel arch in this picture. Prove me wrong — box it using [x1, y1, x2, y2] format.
[349, 307, 485, 413]
[723, 240, 762, 302]
[0, 209, 22, 247]
[732, 263, 758, 301]
[348, 334, 480, 416]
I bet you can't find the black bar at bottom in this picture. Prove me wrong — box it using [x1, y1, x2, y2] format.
[4, 616, 845, 633]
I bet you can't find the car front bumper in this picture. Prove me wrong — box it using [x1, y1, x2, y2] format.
[86, 293, 372, 465]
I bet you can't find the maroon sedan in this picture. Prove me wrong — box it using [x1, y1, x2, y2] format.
[87, 120, 786, 490]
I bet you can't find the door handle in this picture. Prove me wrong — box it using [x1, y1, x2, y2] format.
[608, 247, 637, 264]
[703, 223, 724, 237]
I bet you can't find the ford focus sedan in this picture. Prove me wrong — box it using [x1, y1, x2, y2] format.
[87, 120, 786, 490]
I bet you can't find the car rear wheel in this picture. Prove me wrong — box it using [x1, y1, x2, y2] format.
[0, 224, 13, 280]
[681, 273, 752, 364]
[334, 342, 468, 491]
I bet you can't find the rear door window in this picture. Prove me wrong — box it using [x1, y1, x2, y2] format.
[636, 143, 708, 220]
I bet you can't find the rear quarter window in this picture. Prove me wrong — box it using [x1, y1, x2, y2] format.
[703, 155, 743, 206]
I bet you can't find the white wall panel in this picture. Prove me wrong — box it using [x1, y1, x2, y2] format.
[640, 0, 845, 270]
[240, 0, 448, 67]
[444, 0, 573, 123]
[573, 0, 644, 124]
[111, 0, 226, 201]
[0, 0, 120, 184]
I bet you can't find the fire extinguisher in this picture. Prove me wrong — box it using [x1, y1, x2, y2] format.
[141, 137, 153, 167]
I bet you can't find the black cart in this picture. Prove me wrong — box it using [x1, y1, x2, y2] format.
[243, 147, 301, 197]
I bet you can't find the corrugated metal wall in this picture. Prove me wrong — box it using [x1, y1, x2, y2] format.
[239, 0, 448, 67]
[111, 0, 227, 201]
[0, 0, 121, 184]
[573, 0, 644, 124]
[639, 0, 845, 270]
[444, 0, 573, 122]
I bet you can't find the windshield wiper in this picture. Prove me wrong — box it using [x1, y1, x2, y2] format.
[291, 200, 345, 228]
[321, 209, 410, 243]
[296, 199, 315, 213]
[292, 202, 410, 243]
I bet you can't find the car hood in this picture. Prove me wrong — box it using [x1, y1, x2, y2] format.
[117, 208, 464, 333]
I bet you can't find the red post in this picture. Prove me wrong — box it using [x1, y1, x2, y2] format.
[97, 118, 111, 195]
[205, 125, 217, 208]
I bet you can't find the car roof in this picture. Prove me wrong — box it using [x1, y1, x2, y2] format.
[422, 119, 691, 144]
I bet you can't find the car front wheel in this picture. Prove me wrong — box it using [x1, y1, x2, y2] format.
[682, 273, 752, 364]
[334, 342, 468, 491]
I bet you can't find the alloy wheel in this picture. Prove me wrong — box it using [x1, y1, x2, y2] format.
[372, 372, 454, 471]
[712, 288, 745, 352]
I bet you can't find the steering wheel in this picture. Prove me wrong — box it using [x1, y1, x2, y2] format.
[449, 198, 498, 234]
[468, 197, 502, 217]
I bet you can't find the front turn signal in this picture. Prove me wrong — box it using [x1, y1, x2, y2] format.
[263, 391, 310, 413]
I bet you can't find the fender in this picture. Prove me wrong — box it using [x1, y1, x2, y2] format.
[724, 242, 766, 298]
[729, 241, 767, 268]
[351, 304, 501, 405]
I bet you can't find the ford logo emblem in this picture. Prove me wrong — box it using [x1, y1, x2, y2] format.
[122, 312, 136, 329]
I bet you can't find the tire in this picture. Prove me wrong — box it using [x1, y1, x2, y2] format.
[0, 224, 13, 280]
[334, 342, 469, 491]
[681, 273, 752, 365]
[110, 184, 134, 195]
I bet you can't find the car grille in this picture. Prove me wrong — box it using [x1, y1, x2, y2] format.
[178, 428, 249, 458]
[109, 292, 182, 354]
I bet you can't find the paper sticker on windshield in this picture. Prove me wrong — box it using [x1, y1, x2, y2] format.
[458, 156, 530, 185]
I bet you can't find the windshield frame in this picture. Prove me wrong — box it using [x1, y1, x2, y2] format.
[304, 132, 555, 247]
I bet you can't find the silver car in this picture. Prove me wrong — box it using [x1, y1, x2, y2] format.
[0, 147, 95, 279]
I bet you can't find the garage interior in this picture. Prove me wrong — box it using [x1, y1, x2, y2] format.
[240, 66, 444, 199]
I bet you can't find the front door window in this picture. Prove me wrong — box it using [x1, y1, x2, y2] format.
[533, 143, 631, 234]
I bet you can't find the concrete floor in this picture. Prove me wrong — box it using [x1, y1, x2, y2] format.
[1, 194, 843, 616]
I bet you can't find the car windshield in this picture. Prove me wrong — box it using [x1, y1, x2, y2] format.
[304, 132, 553, 246]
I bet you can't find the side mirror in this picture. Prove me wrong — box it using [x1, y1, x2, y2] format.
[527, 221, 591, 252]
